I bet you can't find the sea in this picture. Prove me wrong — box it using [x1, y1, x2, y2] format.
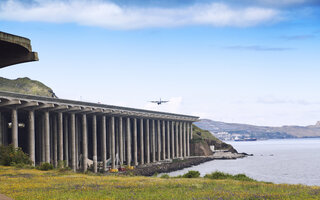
[169, 138, 320, 186]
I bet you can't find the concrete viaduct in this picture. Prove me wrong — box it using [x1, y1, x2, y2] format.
[0, 31, 199, 172]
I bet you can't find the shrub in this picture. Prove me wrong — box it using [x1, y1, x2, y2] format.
[38, 162, 54, 171]
[0, 144, 32, 166]
[160, 174, 170, 179]
[182, 170, 200, 178]
[204, 171, 256, 182]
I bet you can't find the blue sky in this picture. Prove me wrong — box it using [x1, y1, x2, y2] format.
[0, 0, 320, 126]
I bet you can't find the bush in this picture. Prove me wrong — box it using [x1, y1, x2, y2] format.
[0, 144, 32, 166]
[182, 170, 200, 178]
[204, 171, 256, 182]
[38, 162, 54, 171]
[160, 174, 170, 179]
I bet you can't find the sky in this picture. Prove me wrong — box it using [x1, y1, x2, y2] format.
[0, 0, 320, 127]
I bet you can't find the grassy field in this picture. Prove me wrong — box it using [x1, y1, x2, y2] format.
[1, 166, 320, 200]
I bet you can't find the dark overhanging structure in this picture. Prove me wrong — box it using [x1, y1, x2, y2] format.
[0, 31, 38, 68]
[0, 31, 199, 172]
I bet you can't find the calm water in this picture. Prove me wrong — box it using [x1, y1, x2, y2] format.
[169, 138, 320, 186]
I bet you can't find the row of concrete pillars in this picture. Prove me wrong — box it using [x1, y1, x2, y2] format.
[0, 109, 193, 172]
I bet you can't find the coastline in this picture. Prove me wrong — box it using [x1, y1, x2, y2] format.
[124, 152, 248, 176]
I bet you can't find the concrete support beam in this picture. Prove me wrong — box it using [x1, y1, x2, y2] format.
[28, 110, 35, 166]
[167, 121, 170, 160]
[70, 113, 76, 172]
[126, 117, 131, 166]
[139, 118, 144, 165]
[53, 115, 58, 167]
[82, 114, 88, 172]
[152, 120, 156, 163]
[133, 118, 138, 166]
[110, 116, 116, 169]
[44, 111, 50, 163]
[92, 115, 97, 173]
[162, 121, 166, 160]
[0, 112, 2, 146]
[58, 112, 63, 163]
[157, 120, 161, 161]
[119, 117, 123, 166]
[183, 122, 186, 157]
[171, 121, 175, 159]
[190, 123, 193, 140]
[64, 115, 69, 167]
[146, 119, 150, 164]
[179, 122, 183, 158]
[11, 108, 18, 148]
[187, 123, 190, 157]
[175, 122, 179, 158]
[101, 116, 107, 171]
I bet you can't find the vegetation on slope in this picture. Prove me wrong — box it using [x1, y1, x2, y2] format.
[0, 77, 56, 97]
[0, 166, 319, 200]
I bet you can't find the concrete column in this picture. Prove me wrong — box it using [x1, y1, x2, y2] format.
[41, 116, 45, 163]
[157, 120, 161, 161]
[110, 116, 116, 169]
[139, 118, 144, 165]
[64, 115, 69, 167]
[82, 114, 88, 172]
[183, 122, 186, 157]
[0, 112, 2, 146]
[146, 119, 150, 164]
[175, 122, 179, 157]
[92, 115, 97, 173]
[28, 110, 35, 166]
[167, 121, 170, 160]
[53, 115, 58, 167]
[11, 108, 18, 148]
[179, 122, 183, 158]
[58, 112, 63, 163]
[162, 121, 166, 160]
[133, 118, 138, 166]
[187, 122, 190, 157]
[126, 117, 131, 166]
[101, 116, 107, 171]
[70, 113, 76, 172]
[190, 123, 193, 139]
[44, 111, 50, 163]
[119, 117, 123, 166]
[171, 121, 175, 159]
[151, 120, 156, 163]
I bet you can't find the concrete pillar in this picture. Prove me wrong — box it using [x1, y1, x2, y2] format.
[92, 115, 97, 173]
[11, 108, 18, 148]
[167, 121, 170, 159]
[179, 122, 183, 158]
[41, 116, 45, 163]
[119, 117, 123, 166]
[171, 121, 175, 159]
[157, 120, 161, 161]
[162, 121, 166, 160]
[139, 118, 144, 165]
[190, 123, 193, 139]
[183, 122, 186, 157]
[64, 115, 69, 167]
[146, 119, 150, 164]
[175, 122, 179, 157]
[28, 110, 35, 166]
[44, 111, 50, 163]
[101, 116, 107, 171]
[187, 123, 190, 157]
[58, 112, 63, 163]
[151, 120, 156, 163]
[70, 113, 76, 171]
[82, 114, 88, 172]
[110, 116, 116, 169]
[0, 112, 2, 146]
[126, 117, 131, 166]
[53, 115, 58, 167]
[133, 118, 138, 166]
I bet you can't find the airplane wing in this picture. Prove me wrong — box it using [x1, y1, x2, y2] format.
[161, 101, 169, 103]
[150, 101, 159, 103]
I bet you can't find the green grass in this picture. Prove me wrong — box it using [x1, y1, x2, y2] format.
[0, 166, 319, 200]
[204, 171, 257, 182]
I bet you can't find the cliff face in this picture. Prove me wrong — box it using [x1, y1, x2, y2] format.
[190, 125, 237, 156]
[0, 77, 56, 97]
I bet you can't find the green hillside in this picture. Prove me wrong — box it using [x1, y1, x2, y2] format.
[0, 77, 56, 97]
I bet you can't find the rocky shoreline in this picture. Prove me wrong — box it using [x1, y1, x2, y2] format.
[123, 152, 248, 176]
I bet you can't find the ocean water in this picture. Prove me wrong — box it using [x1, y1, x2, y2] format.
[169, 138, 320, 186]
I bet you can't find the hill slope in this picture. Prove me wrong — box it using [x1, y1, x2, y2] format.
[196, 119, 320, 139]
[0, 77, 56, 97]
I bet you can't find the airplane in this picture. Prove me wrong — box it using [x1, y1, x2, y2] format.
[150, 98, 169, 105]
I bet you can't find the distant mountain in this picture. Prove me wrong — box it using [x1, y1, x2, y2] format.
[0, 77, 57, 97]
[195, 119, 320, 140]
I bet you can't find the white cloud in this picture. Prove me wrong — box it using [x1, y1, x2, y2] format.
[0, 0, 280, 29]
